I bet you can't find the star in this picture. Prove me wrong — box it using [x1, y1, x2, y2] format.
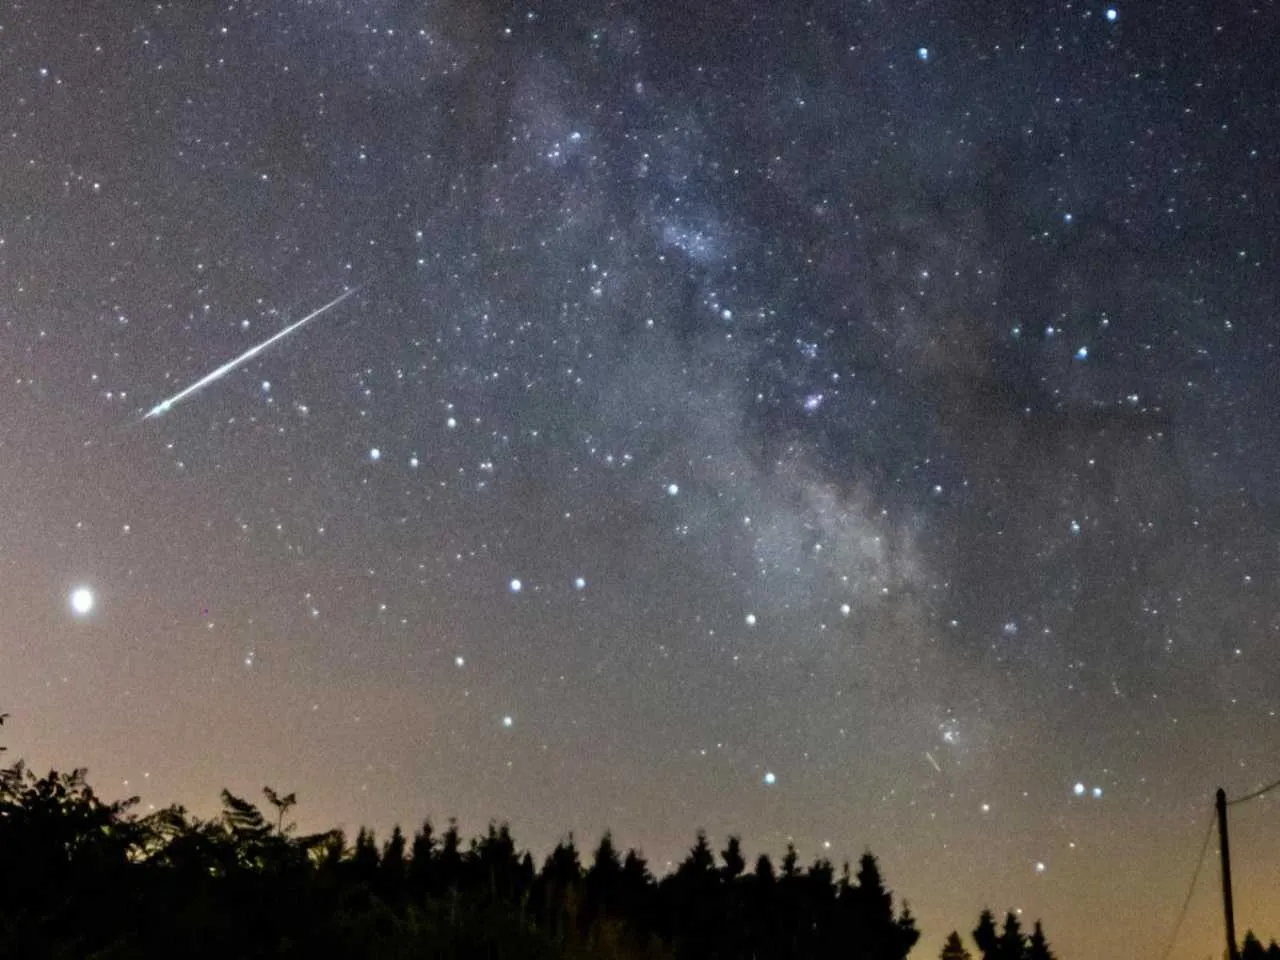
[69, 586, 95, 616]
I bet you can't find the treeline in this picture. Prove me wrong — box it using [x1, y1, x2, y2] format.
[1242, 933, 1280, 960]
[0, 752, 1050, 960]
[937, 912, 1055, 960]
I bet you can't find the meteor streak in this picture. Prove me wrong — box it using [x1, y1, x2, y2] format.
[143, 286, 359, 420]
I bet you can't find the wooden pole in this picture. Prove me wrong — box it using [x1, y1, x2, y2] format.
[1217, 787, 1239, 960]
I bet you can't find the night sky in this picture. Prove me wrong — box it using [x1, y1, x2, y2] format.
[2, 2, 1278, 958]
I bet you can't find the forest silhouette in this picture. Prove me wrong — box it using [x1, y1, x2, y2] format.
[3, 712, 1261, 960]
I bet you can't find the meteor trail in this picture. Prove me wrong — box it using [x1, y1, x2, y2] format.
[143, 286, 359, 420]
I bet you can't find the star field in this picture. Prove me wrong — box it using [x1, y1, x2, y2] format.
[1, 2, 1279, 958]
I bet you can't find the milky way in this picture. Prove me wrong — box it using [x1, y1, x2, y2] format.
[1, 3, 1278, 959]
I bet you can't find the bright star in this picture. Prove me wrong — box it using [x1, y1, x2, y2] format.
[1105, 7, 1118, 20]
[917, 46, 929, 61]
[70, 586, 95, 616]
[509, 579, 522, 593]
[1074, 782, 1086, 796]
[763, 772, 776, 785]
[666, 483, 679, 496]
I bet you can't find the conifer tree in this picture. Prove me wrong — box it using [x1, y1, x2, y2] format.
[439, 818, 463, 889]
[781, 842, 800, 879]
[1027, 920, 1055, 960]
[974, 909, 1000, 960]
[942, 930, 974, 960]
[678, 829, 716, 879]
[721, 834, 746, 880]
[587, 831, 624, 923]
[409, 819, 435, 891]
[381, 824, 407, 889]
[351, 825, 380, 882]
[997, 911, 1027, 960]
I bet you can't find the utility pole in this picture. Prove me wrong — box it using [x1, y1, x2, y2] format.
[1217, 787, 1239, 960]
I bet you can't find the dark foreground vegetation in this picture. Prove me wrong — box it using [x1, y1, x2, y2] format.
[0, 715, 1067, 960]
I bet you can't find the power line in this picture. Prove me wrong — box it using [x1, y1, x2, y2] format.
[1228, 776, 1280, 806]
[1158, 809, 1217, 960]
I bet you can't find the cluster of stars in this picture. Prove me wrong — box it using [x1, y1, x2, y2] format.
[15, 2, 1272, 958]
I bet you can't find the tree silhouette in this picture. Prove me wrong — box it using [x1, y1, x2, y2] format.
[942, 930, 975, 960]
[408, 817, 436, 893]
[587, 830, 624, 924]
[974, 908, 1000, 960]
[0, 754, 1021, 959]
[262, 785, 297, 835]
[997, 911, 1027, 960]
[721, 834, 746, 881]
[1027, 920, 1055, 960]
[969, 909, 1059, 960]
[380, 824, 407, 897]
[754, 852, 776, 883]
